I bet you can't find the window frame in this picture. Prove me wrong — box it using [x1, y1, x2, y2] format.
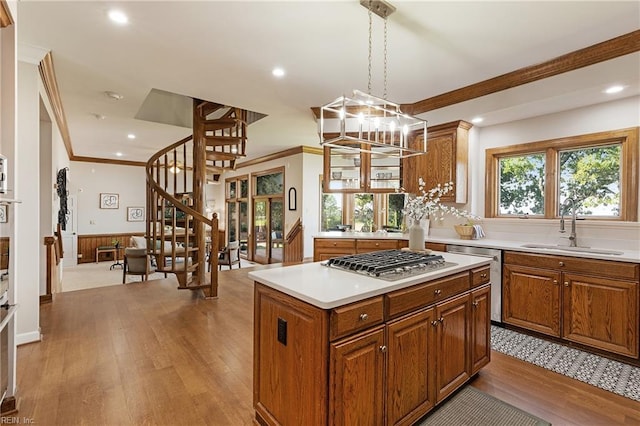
[485, 127, 638, 221]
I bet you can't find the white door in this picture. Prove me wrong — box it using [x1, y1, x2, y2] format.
[61, 195, 78, 266]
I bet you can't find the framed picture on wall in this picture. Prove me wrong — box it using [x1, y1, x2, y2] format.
[0, 205, 6, 223]
[99, 193, 119, 209]
[127, 206, 144, 222]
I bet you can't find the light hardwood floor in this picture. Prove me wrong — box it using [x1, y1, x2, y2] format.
[16, 266, 640, 425]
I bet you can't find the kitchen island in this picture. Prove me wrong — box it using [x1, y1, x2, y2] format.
[250, 252, 492, 426]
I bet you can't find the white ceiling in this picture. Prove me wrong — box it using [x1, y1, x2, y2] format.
[18, 1, 640, 164]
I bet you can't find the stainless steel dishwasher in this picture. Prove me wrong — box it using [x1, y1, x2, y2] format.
[446, 245, 502, 323]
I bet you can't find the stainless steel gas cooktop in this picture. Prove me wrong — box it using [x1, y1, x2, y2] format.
[323, 249, 456, 281]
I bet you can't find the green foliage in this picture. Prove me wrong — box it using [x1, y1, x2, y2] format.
[499, 154, 545, 215]
[322, 194, 342, 231]
[559, 145, 620, 215]
[354, 194, 373, 231]
[499, 144, 621, 217]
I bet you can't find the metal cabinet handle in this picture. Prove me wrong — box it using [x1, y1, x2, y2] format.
[553, 279, 558, 285]
[431, 320, 439, 326]
[434, 289, 442, 296]
[472, 301, 479, 307]
[558, 261, 565, 267]
[379, 345, 387, 353]
[480, 273, 488, 279]
[439, 317, 444, 324]
[359, 313, 369, 321]
[564, 281, 569, 287]
[375, 243, 379, 247]
[333, 242, 337, 246]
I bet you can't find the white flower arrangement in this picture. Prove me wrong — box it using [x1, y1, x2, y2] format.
[402, 178, 479, 224]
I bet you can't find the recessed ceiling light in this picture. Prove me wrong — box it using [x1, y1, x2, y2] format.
[471, 117, 484, 124]
[108, 10, 128, 25]
[115, 152, 123, 157]
[127, 133, 136, 139]
[604, 85, 624, 94]
[104, 91, 124, 100]
[272, 67, 285, 78]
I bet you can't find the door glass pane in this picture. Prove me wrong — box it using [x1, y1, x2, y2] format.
[321, 193, 343, 231]
[558, 144, 621, 217]
[354, 193, 374, 232]
[370, 148, 401, 190]
[227, 202, 237, 243]
[270, 199, 284, 262]
[228, 181, 237, 199]
[498, 153, 545, 216]
[327, 145, 361, 191]
[239, 201, 248, 257]
[254, 200, 267, 259]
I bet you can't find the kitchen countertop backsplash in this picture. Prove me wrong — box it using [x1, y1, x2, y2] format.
[314, 218, 640, 263]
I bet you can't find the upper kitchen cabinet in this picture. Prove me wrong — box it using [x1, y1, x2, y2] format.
[323, 144, 402, 193]
[403, 120, 471, 203]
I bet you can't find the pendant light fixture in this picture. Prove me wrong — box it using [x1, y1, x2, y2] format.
[319, 0, 427, 158]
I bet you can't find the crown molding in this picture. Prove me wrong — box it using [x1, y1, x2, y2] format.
[236, 145, 322, 169]
[0, 0, 13, 27]
[71, 156, 146, 167]
[18, 43, 49, 65]
[39, 52, 74, 159]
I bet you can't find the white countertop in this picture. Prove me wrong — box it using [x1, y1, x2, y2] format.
[313, 232, 640, 263]
[248, 252, 491, 309]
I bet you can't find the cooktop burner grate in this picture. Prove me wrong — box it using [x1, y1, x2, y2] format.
[324, 249, 455, 281]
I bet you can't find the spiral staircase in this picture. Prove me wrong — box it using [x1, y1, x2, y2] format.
[145, 100, 248, 298]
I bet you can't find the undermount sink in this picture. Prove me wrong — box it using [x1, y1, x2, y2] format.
[520, 244, 624, 256]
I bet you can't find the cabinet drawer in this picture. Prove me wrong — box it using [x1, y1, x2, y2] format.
[315, 239, 356, 250]
[504, 251, 639, 281]
[471, 266, 490, 287]
[426, 242, 447, 252]
[330, 296, 384, 341]
[356, 239, 398, 252]
[386, 272, 470, 318]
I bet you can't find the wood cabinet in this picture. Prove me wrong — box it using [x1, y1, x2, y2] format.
[254, 267, 491, 425]
[402, 120, 471, 203]
[434, 293, 471, 403]
[330, 326, 385, 426]
[503, 263, 561, 337]
[503, 251, 639, 360]
[313, 238, 356, 261]
[471, 285, 491, 374]
[323, 144, 402, 193]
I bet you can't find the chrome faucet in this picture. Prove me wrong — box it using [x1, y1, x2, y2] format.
[559, 198, 578, 247]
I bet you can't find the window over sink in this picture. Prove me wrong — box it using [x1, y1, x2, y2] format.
[486, 127, 638, 221]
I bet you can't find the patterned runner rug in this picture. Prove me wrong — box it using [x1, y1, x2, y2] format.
[418, 386, 550, 426]
[491, 325, 640, 401]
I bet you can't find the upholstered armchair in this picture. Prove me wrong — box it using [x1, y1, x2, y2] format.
[122, 247, 155, 283]
[218, 240, 241, 270]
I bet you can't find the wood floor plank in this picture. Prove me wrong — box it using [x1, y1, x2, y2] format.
[15, 266, 640, 425]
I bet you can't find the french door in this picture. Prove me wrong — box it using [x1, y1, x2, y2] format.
[252, 197, 284, 264]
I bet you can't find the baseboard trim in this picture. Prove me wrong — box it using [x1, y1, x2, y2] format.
[1, 396, 18, 416]
[16, 331, 41, 346]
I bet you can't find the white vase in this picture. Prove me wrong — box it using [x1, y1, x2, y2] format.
[408, 219, 425, 251]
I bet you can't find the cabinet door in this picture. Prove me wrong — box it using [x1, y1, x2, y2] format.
[503, 264, 561, 337]
[330, 326, 385, 426]
[471, 285, 491, 374]
[402, 120, 470, 203]
[387, 308, 436, 426]
[323, 145, 365, 193]
[563, 273, 639, 358]
[434, 293, 470, 403]
[254, 284, 329, 425]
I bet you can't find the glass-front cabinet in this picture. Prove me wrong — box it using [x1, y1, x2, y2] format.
[323, 144, 401, 193]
